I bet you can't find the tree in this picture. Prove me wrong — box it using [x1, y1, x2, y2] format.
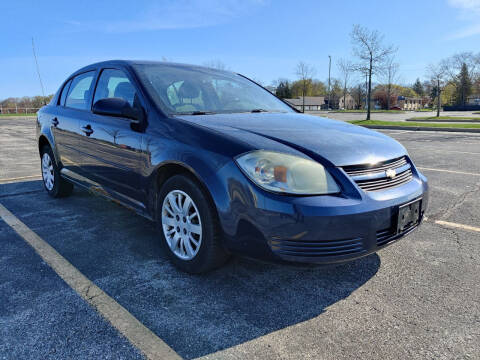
[275, 80, 292, 99]
[412, 78, 424, 97]
[329, 79, 343, 109]
[203, 60, 228, 70]
[295, 61, 316, 112]
[455, 63, 472, 106]
[441, 52, 479, 82]
[441, 82, 457, 106]
[311, 80, 327, 96]
[373, 85, 397, 109]
[379, 56, 399, 110]
[427, 63, 446, 117]
[337, 59, 353, 110]
[350, 84, 366, 109]
[350, 24, 396, 120]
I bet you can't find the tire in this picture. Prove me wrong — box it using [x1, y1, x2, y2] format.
[40, 145, 73, 198]
[157, 174, 229, 273]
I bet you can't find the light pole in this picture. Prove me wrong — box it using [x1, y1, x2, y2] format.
[328, 55, 331, 110]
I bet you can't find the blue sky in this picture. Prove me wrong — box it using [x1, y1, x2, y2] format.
[1, 0, 479, 99]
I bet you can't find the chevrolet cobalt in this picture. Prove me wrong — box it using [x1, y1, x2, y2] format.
[37, 60, 428, 273]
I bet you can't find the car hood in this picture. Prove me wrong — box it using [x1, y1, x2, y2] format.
[175, 112, 407, 167]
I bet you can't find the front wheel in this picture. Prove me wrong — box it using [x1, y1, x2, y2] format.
[157, 174, 229, 273]
[40, 145, 73, 198]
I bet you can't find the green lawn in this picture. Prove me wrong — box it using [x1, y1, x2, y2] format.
[349, 120, 480, 129]
[407, 116, 480, 121]
[0, 113, 37, 117]
[329, 109, 405, 114]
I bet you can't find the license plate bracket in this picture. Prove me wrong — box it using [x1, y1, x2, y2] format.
[397, 199, 421, 233]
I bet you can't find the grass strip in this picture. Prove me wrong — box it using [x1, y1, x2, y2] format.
[0, 113, 37, 117]
[408, 116, 480, 121]
[349, 120, 480, 129]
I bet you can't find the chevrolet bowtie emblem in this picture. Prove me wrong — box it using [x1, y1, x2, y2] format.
[386, 168, 396, 179]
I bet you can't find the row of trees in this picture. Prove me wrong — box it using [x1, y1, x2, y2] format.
[427, 52, 480, 115]
[0, 95, 53, 113]
[274, 24, 480, 118]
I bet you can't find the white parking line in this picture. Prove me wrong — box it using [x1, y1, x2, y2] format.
[435, 220, 480, 233]
[417, 167, 480, 177]
[0, 202, 181, 360]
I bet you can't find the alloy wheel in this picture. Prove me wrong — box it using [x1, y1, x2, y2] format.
[41, 153, 55, 191]
[161, 190, 202, 260]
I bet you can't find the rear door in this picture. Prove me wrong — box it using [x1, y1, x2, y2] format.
[51, 71, 96, 173]
[75, 67, 145, 204]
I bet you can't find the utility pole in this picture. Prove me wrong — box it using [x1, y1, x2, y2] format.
[328, 55, 331, 110]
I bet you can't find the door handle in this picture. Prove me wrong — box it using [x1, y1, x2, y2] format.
[51, 117, 59, 126]
[81, 125, 94, 136]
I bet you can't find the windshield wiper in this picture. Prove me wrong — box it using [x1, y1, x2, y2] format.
[176, 111, 216, 115]
[250, 108, 269, 113]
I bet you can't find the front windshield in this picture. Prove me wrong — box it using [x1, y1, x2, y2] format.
[133, 64, 294, 115]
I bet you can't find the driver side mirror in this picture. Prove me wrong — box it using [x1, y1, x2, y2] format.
[92, 97, 144, 124]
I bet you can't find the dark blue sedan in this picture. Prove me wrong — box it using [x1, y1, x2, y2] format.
[36, 60, 428, 273]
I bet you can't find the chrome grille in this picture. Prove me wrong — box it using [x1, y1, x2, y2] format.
[342, 156, 413, 192]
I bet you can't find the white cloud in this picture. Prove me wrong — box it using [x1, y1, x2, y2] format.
[69, 0, 267, 33]
[447, 0, 480, 39]
[447, 0, 480, 11]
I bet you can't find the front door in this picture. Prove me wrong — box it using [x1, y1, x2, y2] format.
[75, 68, 145, 205]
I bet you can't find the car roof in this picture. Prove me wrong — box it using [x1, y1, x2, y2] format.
[71, 60, 233, 77]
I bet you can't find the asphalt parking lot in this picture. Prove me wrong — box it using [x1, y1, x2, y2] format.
[1, 117, 479, 359]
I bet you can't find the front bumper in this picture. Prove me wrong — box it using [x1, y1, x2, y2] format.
[214, 161, 429, 264]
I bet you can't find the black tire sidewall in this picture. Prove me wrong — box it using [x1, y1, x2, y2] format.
[156, 175, 219, 273]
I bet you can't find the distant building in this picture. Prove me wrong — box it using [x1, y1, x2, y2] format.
[338, 94, 355, 110]
[396, 96, 422, 110]
[283, 96, 326, 111]
[467, 94, 480, 105]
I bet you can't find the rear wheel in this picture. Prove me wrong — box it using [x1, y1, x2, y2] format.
[40, 145, 73, 198]
[157, 174, 229, 273]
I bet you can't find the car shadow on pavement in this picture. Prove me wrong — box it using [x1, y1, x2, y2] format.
[0, 181, 381, 359]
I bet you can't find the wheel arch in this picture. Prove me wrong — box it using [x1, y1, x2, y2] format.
[38, 135, 52, 155]
[147, 161, 221, 224]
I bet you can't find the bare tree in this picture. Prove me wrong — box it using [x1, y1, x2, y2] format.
[350, 24, 396, 120]
[295, 61, 316, 113]
[337, 59, 353, 109]
[203, 60, 229, 70]
[441, 52, 479, 80]
[427, 63, 446, 117]
[380, 56, 399, 110]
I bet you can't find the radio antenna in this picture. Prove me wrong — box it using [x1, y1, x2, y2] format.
[31, 37, 46, 103]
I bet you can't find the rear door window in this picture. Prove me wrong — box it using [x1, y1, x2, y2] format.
[65, 71, 95, 110]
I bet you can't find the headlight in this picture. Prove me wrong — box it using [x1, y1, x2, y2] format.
[235, 150, 340, 195]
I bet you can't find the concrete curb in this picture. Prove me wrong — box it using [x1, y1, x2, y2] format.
[360, 125, 480, 133]
[406, 118, 480, 123]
